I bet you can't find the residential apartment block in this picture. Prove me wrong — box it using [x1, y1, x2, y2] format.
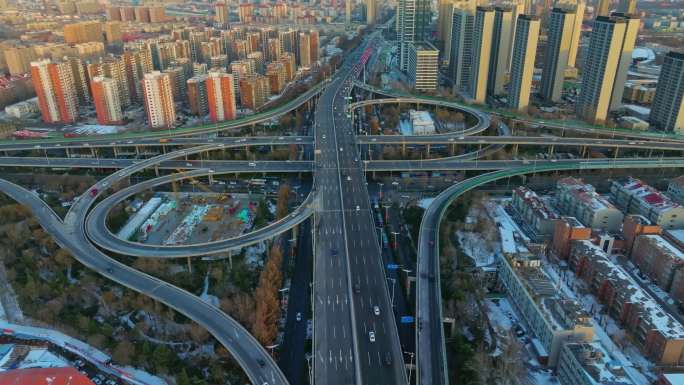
[610, 177, 684, 229]
[498, 253, 594, 366]
[570, 240, 684, 365]
[511, 186, 560, 239]
[555, 177, 624, 232]
[557, 342, 637, 385]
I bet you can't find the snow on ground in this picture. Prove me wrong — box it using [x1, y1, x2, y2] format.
[418, 198, 434, 209]
[18, 348, 69, 369]
[0, 319, 168, 385]
[529, 370, 558, 385]
[456, 230, 498, 267]
[485, 299, 513, 332]
[116, 366, 168, 385]
[199, 274, 220, 308]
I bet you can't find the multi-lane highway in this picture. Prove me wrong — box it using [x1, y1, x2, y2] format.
[312, 36, 407, 385]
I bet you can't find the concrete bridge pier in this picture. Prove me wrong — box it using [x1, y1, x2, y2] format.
[65, 148, 71, 158]
[154, 165, 159, 177]
[426, 144, 431, 157]
[113, 146, 119, 158]
[512, 144, 519, 157]
[614, 147, 620, 159]
[548, 145, 555, 157]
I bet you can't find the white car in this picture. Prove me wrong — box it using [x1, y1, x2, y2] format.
[248, 162, 256, 167]
[373, 306, 380, 316]
[369, 331, 376, 342]
[356, 205, 360, 211]
[347, 175, 351, 181]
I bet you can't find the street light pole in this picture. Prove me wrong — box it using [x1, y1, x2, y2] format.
[387, 277, 396, 307]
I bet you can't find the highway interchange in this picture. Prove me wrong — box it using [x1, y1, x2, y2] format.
[1, 25, 684, 385]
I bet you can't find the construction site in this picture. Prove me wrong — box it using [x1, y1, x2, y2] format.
[116, 175, 281, 246]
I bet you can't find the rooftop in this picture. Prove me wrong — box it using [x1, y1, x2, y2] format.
[564, 342, 635, 385]
[557, 177, 616, 212]
[614, 177, 681, 215]
[576, 240, 684, 339]
[0, 367, 94, 385]
[513, 186, 560, 221]
[512, 259, 593, 331]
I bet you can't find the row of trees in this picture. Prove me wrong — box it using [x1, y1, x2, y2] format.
[252, 243, 284, 346]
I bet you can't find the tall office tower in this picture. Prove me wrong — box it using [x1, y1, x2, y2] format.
[65, 57, 89, 105]
[104, 22, 122, 44]
[215, 2, 230, 28]
[187, 75, 209, 116]
[239, 75, 270, 110]
[267, 38, 282, 61]
[279, 29, 297, 54]
[650, 52, 684, 133]
[4, 46, 37, 76]
[346, 0, 352, 24]
[397, 0, 431, 71]
[576, 14, 638, 124]
[248, 52, 265, 73]
[617, 0, 636, 13]
[142, 71, 175, 129]
[206, 71, 237, 122]
[449, 8, 475, 93]
[309, 30, 320, 62]
[408, 42, 439, 91]
[266, 62, 287, 93]
[279, 52, 296, 81]
[163, 66, 186, 102]
[439, 0, 476, 68]
[123, 50, 152, 102]
[239, 3, 253, 23]
[90, 76, 123, 125]
[87, 56, 131, 107]
[120, 6, 136, 21]
[135, 6, 151, 23]
[366, 0, 376, 24]
[106, 6, 122, 21]
[540, 7, 576, 102]
[298, 32, 312, 67]
[487, 6, 514, 97]
[507, 15, 540, 111]
[469, 6, 495, 103]
[149, 6, 166, 23]
[30, 59, 79, 123]
[63, 21, 103, 44]
[596, 0, 609, 16]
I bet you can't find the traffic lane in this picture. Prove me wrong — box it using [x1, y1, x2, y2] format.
[1, 136, 314, 151]
[0, 157, 314, 172]
[0, 179, 288, 385]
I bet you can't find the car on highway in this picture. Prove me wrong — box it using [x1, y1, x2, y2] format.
[353, 283, 361, 294]
[373, 306, 380, 316]
[257, 358, 266, 367]
[347, 175, 351, 181]
[356, 205, 360, 211]
[248, 162, 256, 167]
[369, 331, 376, 342]
[296, 312, 302, 322]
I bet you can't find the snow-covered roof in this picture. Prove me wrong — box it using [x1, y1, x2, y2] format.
[613, 177, 682, 215]
[564, 342, 636, 385]
[576, 240, 684, 339]
[513, 187, 560, 221]
[640, 234, 684, 263]
[557, 177, 616, 212]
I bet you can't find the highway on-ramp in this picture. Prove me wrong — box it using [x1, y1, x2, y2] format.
[415, 157, 684, 385]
